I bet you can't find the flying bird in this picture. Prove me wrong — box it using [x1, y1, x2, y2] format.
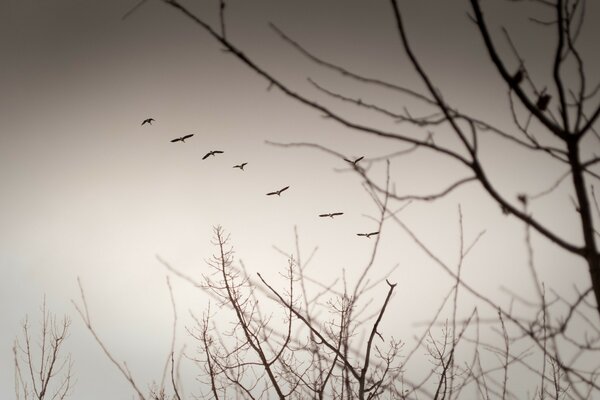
[266, 186, 290, 196]
[319, 212, 344, 218]
[536, 93, 551, 111]
[344, 156, 364, 166]
[233, 162, 248, 170]
[141, 118, 155, 126]
[170, 134, 194, 143]
[357, 231, 379, 238]
[202, 150, 224, 160]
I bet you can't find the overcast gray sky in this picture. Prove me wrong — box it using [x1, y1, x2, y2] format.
[2, 0, 599, 398]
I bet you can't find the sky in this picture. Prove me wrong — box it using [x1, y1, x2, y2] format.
[1, 0, 599, 398]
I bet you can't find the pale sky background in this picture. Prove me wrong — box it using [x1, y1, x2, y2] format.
[1, 0, 599, 398]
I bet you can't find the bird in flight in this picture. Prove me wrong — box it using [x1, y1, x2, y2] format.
[536, 93, 551, 111]
[233, 162, 248, 170]
[319, 212, 344, 218]
[171, 134, 194, 143]
[141, 118, 155, 126]
[344, 156, 364, 166]
[357, 231, 379, 238]
[202, 150, 224, 160]
[266, 186, 290, 196]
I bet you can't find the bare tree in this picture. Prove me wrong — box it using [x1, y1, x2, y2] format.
[75, 215, 591, 398]
[160, 225, 402, 399]
[13, 298, 74, 400]
[152, 0, 600, 387]
[156, 0, 600, 317]
[74, 0, 600, 397]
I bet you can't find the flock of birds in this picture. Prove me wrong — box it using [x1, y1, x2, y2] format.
[139, 70, 549, 241]
[141, 118, 380, 239]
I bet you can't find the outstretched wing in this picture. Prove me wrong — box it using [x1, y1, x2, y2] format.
[331, 212, 344, 217]
[357, 233, 367, 237]
[319, 214, 329, 217]
[182, 134, 194, 140]
[202, 153, 211, 160]
[279, 186, 290, 193]
[354, 156, 364, 163]
[368, 231, 380, 237]
[266, 191, 277, 196]
[343, 158, 353, 163]
[213, 150, 224, 154]
[170, 137, 181, 143]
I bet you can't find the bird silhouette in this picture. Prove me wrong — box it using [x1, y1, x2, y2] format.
[319, 212, 344, 218]
[170, 134, 194, 143]
[233, 162, 248, 170]
[344, 156, 364, 166]
[141, 118, 155, 126]
[536, 93, 551, 111]
[511, 69, 524, 86]
[202, 150, 224, 160]
[357, 231, 379, 238]
[266, 186, 290, 196]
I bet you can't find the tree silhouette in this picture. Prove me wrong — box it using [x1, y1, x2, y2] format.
[13, 299, 74, 400]
[155, 0, 600, 396]
[158, 0, 600, 315]
[66, 0, 600, 398]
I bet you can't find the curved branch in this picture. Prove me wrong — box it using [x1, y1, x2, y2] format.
[470, 159, 583, 255]
[275, 22, 569, 160]
[268, 23, 436, 107]
[391, 0, 581, 255]
[366, 176, 477, 203]
[161, 0, 471, 168]
[389, 0, 475, 156]
[256, 272, 362, 381]
[469, 0, 569, 141]
[359, 280, 396, 398]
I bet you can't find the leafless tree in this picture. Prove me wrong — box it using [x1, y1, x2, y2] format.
[149, 0, 600, 396]
[157, 0, 600, 313]
[75, 0, 600, 397]
[152, 0, 600, 303]
[13, 298, 74, 400]
[74, 213, 589, 398]
[178, 226, 400, 400]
